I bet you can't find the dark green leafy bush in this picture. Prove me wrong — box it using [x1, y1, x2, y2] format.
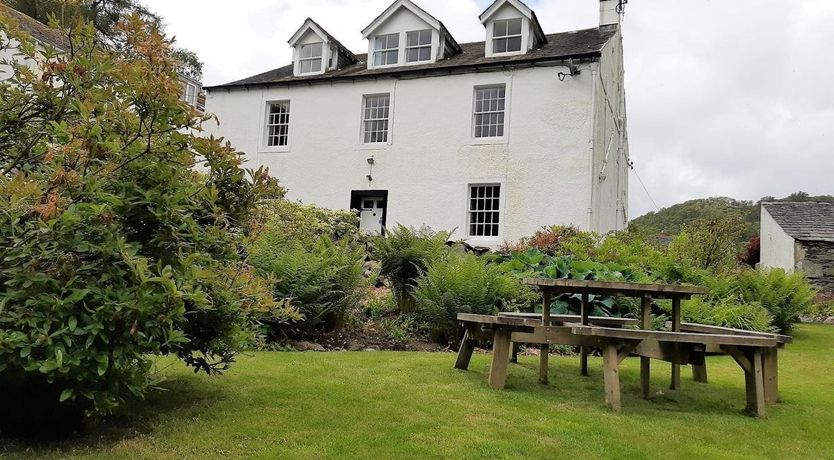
[734, 268, 816, 333]
[373, 225, 449, 312]
[413, 254, 524, 342]
[0, 14, 291, 430]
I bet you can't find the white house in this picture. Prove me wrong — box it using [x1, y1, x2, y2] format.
[760, 202, 834, 292]
[203, 0, 630, 247]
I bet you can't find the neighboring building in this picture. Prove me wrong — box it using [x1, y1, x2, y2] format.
[204, 0, 630, 246]
[760, 202, 834, 292]
[1, 5, 204, 112]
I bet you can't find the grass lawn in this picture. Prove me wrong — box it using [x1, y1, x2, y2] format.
[2, 324, 833, 459]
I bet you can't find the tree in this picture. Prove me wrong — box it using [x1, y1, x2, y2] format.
[4, 0, 202, 79]
[0, 8, 293, 434]
[667, 217, 747, 273]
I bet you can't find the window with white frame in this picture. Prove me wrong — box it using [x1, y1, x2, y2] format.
[468, 184, 501, 237]
[182, 82, 197, 105]
[373, 33, 399, 66]
[405, 29, 432, 63]
[362, 94, 390, 144]
[265, 101, 290, 148]
[473, 85, 506, 138]
[492, 18, 522, 53]
[299, 42, 323, 74]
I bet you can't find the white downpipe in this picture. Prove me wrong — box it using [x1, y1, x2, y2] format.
[587, 68, 598, 231]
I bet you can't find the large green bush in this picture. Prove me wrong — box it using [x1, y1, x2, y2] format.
[373, 225, 449, 312]
[413, 254, 524, 342]
[0, 13, 292, 430]
[256, 199, 363, 245]
[249, 235, 366, 335]
[734, 268, 816, 333]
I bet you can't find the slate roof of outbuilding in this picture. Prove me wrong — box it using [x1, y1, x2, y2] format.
[0, 4, 68, 50]
[206, 25, 616, 90]
[763, 202, 834, 242]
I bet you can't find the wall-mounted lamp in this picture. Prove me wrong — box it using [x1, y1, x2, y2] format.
[367, 156, 375, 165]
[366, 174, 373, 182]
[557, 58, 581, 81]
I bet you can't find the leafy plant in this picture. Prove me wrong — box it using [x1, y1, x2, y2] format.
[413, 254, 524, 343]
[373, 225, 449, 312]
[668, 217, 748, 273]
[249, 236, 366, 335]
[734, 268, 816, 333]
[681, 297, 775, 332]
[0, 10, 289, 431]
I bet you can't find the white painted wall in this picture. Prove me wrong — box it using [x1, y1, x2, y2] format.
[760, 206, 796, 271]
[206, 58, 627, 247]
[0, 32, 40, 82]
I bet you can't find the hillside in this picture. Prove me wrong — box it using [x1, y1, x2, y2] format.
[630, 192, 834, 242]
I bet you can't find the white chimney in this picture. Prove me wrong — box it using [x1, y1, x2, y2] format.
[600, 0, 623, 26]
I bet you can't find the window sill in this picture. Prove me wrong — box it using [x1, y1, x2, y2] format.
[258, 146, 290, 154]
[469, 137, 508, 146]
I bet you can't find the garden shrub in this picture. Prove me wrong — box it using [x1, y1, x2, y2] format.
[681, 297, 775, 332]
[249, 236, 366, 335]
[734, 268, 816, 333]
[256, 199, 363, 245]
[373, 224, 449, 312]
[0, 13, 291, 432]
[413, 253, 524, 343]
[807, 293, 834, 322]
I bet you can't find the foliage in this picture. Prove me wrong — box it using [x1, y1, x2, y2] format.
[249, 234, 366, 336]
[734, 268, 816, 333]
[373, 224, 449, 312]
[255, 199, 363, 246]
[668, 216, 747, 272]
[499, 225, 597, 256]
[0, 11, 287, 424]
[738, 236, 761, 268]
[413, 253, 523, 342]
[807, 293, 834, 322]
[679, 297, 775, 332]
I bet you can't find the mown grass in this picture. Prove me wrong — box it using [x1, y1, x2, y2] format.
[2, 324, 833, 459]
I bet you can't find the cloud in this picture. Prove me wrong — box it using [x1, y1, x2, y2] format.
[142, 0, 834, 218]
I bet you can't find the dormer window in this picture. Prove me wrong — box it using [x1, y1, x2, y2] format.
[492, 18, 522, 54]
[299, 43, 323, 74]
[374, 33, 400, 66]
[405, 30, 432, 63]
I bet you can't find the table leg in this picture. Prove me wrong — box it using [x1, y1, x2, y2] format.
[580, 347, 589, 376]
[640, 296, 652, 398]
[744, 349, 766, 417]
[670, 297, 681, 390]
[691, 349, 708, 383]
[539, 344, 549, 384]
[511, 342, 520, 364]
[763, 347, 779, 404]
[603, 342, 622, 412]
[488, 329, 512, 390]
[454, 328, 475, 370]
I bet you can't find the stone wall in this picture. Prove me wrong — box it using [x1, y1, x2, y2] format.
[797, 240, 834, 292]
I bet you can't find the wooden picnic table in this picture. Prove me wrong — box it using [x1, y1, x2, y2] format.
[454, 278, 790, 417]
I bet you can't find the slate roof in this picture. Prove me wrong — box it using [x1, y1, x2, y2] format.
[0, 4, 68, 50]
[763, 202, 834, 242]
[206, 25, 616, 90]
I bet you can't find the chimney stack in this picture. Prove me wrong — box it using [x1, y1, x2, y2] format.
[600, 0, 624, 27]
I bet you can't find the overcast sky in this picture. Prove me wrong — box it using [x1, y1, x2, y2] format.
[142, 0, 834, 218]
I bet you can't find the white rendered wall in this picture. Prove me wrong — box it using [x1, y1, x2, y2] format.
[760, 207, 796, 271]
[205, 63, 620, 247]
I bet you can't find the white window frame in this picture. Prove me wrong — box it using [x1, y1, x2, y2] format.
[405, 29, 432, 63]
[466, 183, 503, 239]
[373, 33, 400, 67]
[182, 82, 197, 106]
[299, 42, 323, 74]
[362, 93, 392, 145]
[262, 100, 291, 152]
[492, 18, 523, 55]
[472, 84, 508, 141]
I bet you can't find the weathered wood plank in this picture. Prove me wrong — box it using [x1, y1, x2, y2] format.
[763, 347, 779, 404]
[454, 329, 475, 370]
[571, 326, 778, 347]
[745, 349, 767, 417]
[488, 329, 512, 390]
[692, 362, 708, 383]
[723, 345, 752, 374]
[510, 328, 602, 348]
[640, 296, 652, 399]
[602, 342, 622, 412]
[539, 344, 549, 384]
[523, 278, 708, 299]
[633, 340, 691, 364]
[499, 312, 638, 327]
[580, 346, 589, 376]
[677, 322, 793, 344]
[671, 297, 681, 390]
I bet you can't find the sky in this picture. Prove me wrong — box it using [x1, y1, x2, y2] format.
[141, 0, 834, 218]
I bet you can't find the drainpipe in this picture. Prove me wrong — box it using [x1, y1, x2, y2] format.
[587, 68, 598, 231]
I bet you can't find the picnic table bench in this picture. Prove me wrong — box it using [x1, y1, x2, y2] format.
[454, 279, 791, 417]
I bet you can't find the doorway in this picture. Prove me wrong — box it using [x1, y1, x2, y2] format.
[350, 190, 388, 235]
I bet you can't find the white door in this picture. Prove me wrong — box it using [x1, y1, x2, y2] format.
[359, 197, 384, 235]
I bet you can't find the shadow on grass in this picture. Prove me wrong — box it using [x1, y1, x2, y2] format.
[490, 357, 755, 418]
[0, 376, 227, 457]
